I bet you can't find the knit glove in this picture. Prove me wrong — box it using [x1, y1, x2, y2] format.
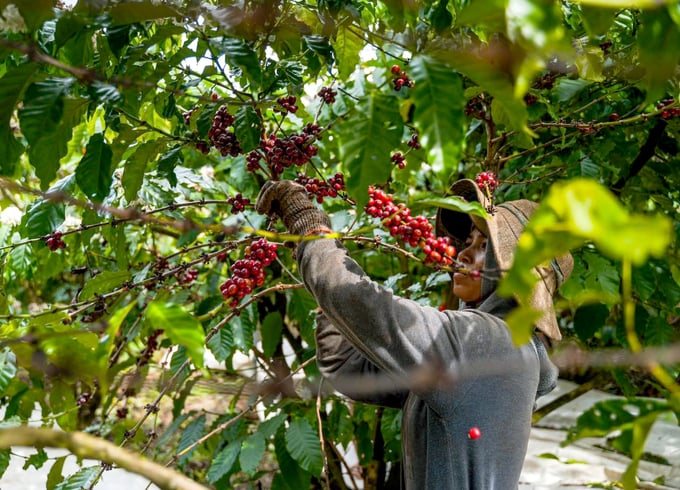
[255, 181, 331, 237]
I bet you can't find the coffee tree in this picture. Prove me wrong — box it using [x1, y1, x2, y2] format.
[0, 1, 678, 489]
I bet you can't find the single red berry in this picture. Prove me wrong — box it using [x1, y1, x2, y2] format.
[468, 427, 481, 440]
[391, 64, 401, 74]
[469, 270, 481, 278]
[211, 92, 218, 100]
[609, 113, 620, 121]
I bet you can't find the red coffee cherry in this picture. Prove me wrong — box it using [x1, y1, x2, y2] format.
[468, 427, 482, 440]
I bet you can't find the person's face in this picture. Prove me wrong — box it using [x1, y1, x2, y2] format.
[452, 227, 487, 303]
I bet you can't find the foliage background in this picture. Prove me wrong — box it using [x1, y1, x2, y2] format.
[0, 0, 678, 488]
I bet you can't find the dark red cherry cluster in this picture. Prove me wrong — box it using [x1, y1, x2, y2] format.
[138, 328, 163, 367]
[247, 129, 319, 179]
[45, 232, 66, 251]
[390, 64, 414, 91]
[318, 87, 337, 104]
[475, 171, 498, 194]
[407, 133, 421, 150]
[294, 173, 345, 203]
[599, 40, 612, 56]
[220, 238, 278, 307]
[227, 193, 251, 214]
[180, 268, 199, 284]
[182, 105, 198, 126]
[275, 95, 298, 114]
[523, 93, 538, 106]
[209, 107, 242, 157]
[366, 186, 456, 265]
[464, 95, 491, 119]
[533, 72, 558, 90]
[657, 98, 680, 119]
[391, 152, 406, 169]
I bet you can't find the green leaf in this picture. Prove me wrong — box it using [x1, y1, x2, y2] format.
[500, 178, 673, 306]
[146, 301, 206, 369]
[23, 448, 48, 470]
[285, 418, 322, 476]
[638, 10, 680, 101]
[506, 0, 566, 51]
[240, 432, 266, 476]
[621, 413, 661, 490]
[177, 414, 206, 463]
[0, 348, 17, 395]
[258, 413, 287, 439]
[261, 312, 283, 359]
[21, 175, 74, 238]
[234, 106, 262, 153]
[430, 47, 533, 137]
[122, 140, 164, 202]
[573, 303, 609, 342]
[46, 456, 66, 490]
[80, 270, 131, 301]
[339, 94, 403, 209]
[157, 145, 183, 188]
[0, 449, 9, 480]
[0, 63, 38, 173]
[415, 197, 489, 219]
[554, 78, 592, 103]
[409, 56, 466, 173]
[207, 327, 234, 363]
[75, 133, 113, 202]
[54, 465, 99, 490]
[274, 428, 311, 490]
[17, 79, 73, 143]
[303, 36, 335, 71]
[49, 381, 77, 431]
[18, 78, 78, 188]
[504, 305, 543, 345]
[215, 37, 262, 87]
[334, 27, 363, 80]
[108, 1, 180, 24]
[428, 0, 453, 33]
[29, 98, 87, 190]
[207, 443, 241, 484]
[565, 398, 669, 444]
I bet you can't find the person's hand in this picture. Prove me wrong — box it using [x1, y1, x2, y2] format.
[255, 180, 331, 237]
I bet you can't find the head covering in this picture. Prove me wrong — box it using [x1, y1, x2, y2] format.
[435, 179, 573, 340]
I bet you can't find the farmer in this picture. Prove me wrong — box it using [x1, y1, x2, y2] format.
[256, 177, 573, 489]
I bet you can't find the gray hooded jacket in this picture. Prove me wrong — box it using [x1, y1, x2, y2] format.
[298, 237, 558, 490]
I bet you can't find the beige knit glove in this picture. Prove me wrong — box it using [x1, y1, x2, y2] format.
[255, 181, 331, 237]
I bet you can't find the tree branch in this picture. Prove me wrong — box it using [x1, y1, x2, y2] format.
[0, 427, 208, 490]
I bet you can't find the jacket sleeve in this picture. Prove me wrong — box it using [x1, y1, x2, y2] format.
[315, 310, 408, 408]
[297, 238, 513, 389]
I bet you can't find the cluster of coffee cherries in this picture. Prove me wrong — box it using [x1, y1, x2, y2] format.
[390, 64, 415, 91]
[407, 133, 421, 150]
[657, 98, 680, 119]
[45, 231, 67, 251]
[275, 95, 299, 114]
[464, 95, 491, 119]
[475, 171, 498, 194]
[227, 193, 251, 215]
[220, 238, 278, 307]
[180, 268, 199, 284]
[138, 328, 164, 367]
[365, 186, 456, 265]
[391, 152, 406, 169]
[533, 72, 558, 91]
[246, 124, 320, 179]
[209, 107, 242, 157]
[294, 173, 345, 203]
[318, 86, 337, 104]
